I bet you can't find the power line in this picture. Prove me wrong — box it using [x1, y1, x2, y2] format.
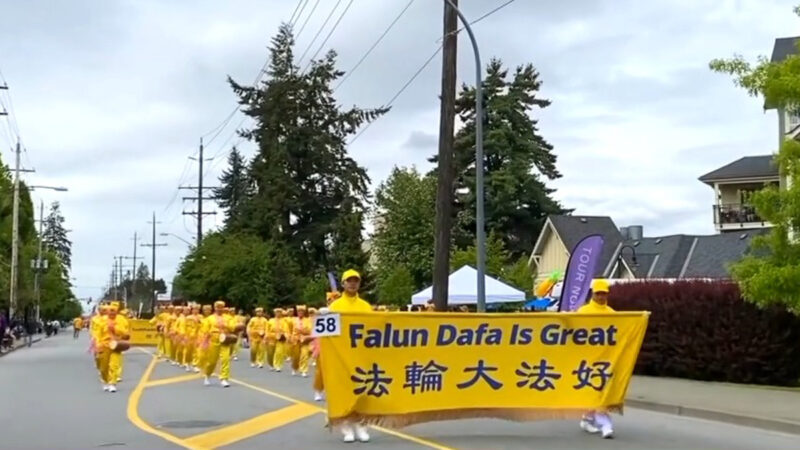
[348, 0, 518, 145]
[438, 0, 517, 43]
[288, 0, 307, 26]
[302, 0, 356, 73]
[294, 0, 321, 43]
[335, 0, 417, 91]
[297, 0, 341, 68]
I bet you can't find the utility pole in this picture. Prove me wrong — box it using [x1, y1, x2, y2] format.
[142, 212, 167, 314]
[124, 232, 142, 308]
[8, 141, 34, 319]
[181, 138, 217, 247]
[432, 0, 458, 312]
[33, 200, 44, 322]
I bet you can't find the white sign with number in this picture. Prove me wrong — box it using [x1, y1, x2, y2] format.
[312, 313, 342, 337]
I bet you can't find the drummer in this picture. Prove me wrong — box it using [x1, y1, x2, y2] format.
[114, 304, 130, 383]
[98, 304, 130, 393]
[247, 307, 268, 368]
[201, 300, 238, 387]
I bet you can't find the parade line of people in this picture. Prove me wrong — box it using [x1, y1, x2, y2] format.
[83, 270, 617, 442]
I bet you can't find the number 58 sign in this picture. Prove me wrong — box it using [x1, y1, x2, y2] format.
[312, 313, 341, 337]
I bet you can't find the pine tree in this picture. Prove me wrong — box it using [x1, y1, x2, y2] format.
[42, 202, 71, 273]
[214, 146, 252, 231]
[433, 59, 568, 258]
[230, 23, 387, 272]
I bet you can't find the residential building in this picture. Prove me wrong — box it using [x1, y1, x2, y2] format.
[699, 155, 779, 233]
[769, 37, 800, 146]
[528, 215, 765, 284]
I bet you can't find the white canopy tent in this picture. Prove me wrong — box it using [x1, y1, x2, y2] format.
[410, 265, 526, 306]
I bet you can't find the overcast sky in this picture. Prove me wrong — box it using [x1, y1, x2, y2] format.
[1, 0, 797, 300]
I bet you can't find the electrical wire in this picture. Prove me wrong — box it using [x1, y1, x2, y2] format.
[288, 0, 307, 26]
[302, 0, 356, 73]
[334, 0, 416, 91]
[296, 0, 341, 68]
[295, 0, 322, 44]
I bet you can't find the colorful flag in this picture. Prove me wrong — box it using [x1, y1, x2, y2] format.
[558, 234, 605, 312]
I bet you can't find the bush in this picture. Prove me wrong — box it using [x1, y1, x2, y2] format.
[610, 281, 800, 386]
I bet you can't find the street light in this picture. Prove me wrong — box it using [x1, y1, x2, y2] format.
[160, 232, 193, 247]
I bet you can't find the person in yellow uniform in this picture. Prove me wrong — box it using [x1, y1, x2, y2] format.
[265, 309, 277, 372]
[247, 307, 268, 368]
[293, 305, 312, 378]
[194, 304, 212, 374]
[97, 304, 130, 393]
[578, 279, 616, 439]
[113, 305, 131, 383]
[162, 305, 176, 363]
[176, 306, 190, 368]
[201, 301, 238, 387]
[308, 307, 318, 368]
[149, 306, 165, 359]
[233, 309, 246, 361]
[326, 270, 373, 443]
[183, 305, 200, 372]
[73, 316, 83, 339]
[272, 308, 291, 372]
[313, 292, 340, 401]
[90, 305, 109, 380]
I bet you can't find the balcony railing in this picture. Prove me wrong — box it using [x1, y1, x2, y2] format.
[713, 204, 765, 226]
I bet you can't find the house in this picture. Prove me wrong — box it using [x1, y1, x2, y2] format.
[698, 155, 779, 233]
[528, 215, 765, 284]
[769, 37, 800, 144]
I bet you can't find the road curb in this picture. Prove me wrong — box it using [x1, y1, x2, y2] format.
[626, 399, 800, 435]
[0, 337, 43, 358]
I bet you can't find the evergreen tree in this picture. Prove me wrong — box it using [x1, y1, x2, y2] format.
[433, 59, 568, 257]
[229, 23, 387, 272]
[42, 202, 71, 273]
[214, 146, 252, 231]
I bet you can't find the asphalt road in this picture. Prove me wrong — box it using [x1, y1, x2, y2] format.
[1, 332, 798, 450]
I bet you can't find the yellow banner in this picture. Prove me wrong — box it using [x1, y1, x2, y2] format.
[320, 312, 649, 427]
[129, 319, 159, 346]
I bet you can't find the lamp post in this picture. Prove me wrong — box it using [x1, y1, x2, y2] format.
[444, 0, 485, 311]
[160, 232, 193, 247]
[28, 185, 68, 323]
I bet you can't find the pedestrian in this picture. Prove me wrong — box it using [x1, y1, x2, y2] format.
[98, 303, 130, 393]
[326, 269, 373, 443]
[293, 306, 312, 377]
[272, 308, 288, 372]
[201, 300, 238, 387]
[577, 278, 616, 439]
[247, 307, 268, 368]
[184, 305, 201, 372]
[73, 316, 83, 339]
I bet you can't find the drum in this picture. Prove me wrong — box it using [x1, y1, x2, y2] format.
[219, 333, 238, 345]
[233, 324, 246, 334]
[109, 340, 130, 352]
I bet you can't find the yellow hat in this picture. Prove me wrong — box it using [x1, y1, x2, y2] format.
[308, 307, 318, 314]
[297, 305, 307, 311]
[214, 300, 225, 308]
[255, 307, 264, 313]
[202, 304, 212, 311]
[108, 304, 119, 312]
[341, 269, 361, 282]
[591, 279, 610, 293]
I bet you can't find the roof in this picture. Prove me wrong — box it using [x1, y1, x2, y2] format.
[532, 215, 767, 280]
[698, 155, 778, 185]
[410, 265, 525, 305]
[539, 215, 623, 277]
[771, 37, 800, 62]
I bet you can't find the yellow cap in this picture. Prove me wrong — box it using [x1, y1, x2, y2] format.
[214, 300, 225, 308]
[202, 304, 212, 311]
[255, 307, 264, 313]
[341, 269, 361, 282]
[591, 279, 610, 293]
[297, 305, 307, 311]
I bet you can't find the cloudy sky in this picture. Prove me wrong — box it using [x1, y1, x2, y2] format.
[0, 0, 796, 300]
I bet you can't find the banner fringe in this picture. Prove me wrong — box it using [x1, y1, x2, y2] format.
[327, 404, 624, 429]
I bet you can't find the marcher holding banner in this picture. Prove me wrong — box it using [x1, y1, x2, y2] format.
[327, 269, 373, 443]
[319, 291, 648, 434]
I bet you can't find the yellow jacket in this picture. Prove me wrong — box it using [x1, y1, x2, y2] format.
[276, 317, 293, 342]
[293, 317, 311, 344]
[247, 317, 269, 339]
[577, 299, 615, 314]
[175, 315, 187, 337]
[90, 314, 105, 341]
[98, 316, 131, 350]
[330, 292, 372, 313]
[266, 318, 278, 343]
[185, 314, 201, 339]
[73, 317, 83, 329]
[201, 313, 236, 343]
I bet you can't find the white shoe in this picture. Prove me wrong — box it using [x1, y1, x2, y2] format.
[341, 425, 355, 443]
[103, 384, 110, 392]
[291, 370, 297, 376]
[203, 377, 211, 386]
[108, 385, 117, 393]
[355, 425, 370, 443]
[258, 364, 264, 369]
[301, 372, 308, 378]
[601, 427, 614, 439]
[233, 356, 238, 361]
[171, 361, 177, 366]
[185, 366, 192, 372]
[580, 419, 600, 434]
[314, 391, 324, 402]
[221, 380, 230, 388]
[312, 361, 317, 367]
[193, 367, 200, 373]
[250, 363, 256, 368]
[275, 368, 281, 372]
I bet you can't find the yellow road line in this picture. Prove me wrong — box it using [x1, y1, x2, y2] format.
[184, 403, 319, 449]
[126, 354, 201, 450]
[145, 374, 203, 388]
[231, 378, 454, 450]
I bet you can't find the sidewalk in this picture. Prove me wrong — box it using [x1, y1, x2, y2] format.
[0, 335, 43, 357]
[626, 375, 800, 434]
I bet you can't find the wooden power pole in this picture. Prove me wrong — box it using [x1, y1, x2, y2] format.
[432, 0, 459, 312]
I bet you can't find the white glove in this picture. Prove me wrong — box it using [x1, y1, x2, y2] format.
[318, 307, 331, 315]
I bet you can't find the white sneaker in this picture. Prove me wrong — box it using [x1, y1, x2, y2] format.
[103, 384, 109, 392]
[341, 425, 355, 443]
[275, 368, 281, 373]
[221, 380, 230, 388]
[580, 419, 600, 434]
[185, 366, 192, 372]
[250, 363, 256, 368]
[193, 366, 200, 373]
[108, 385, 117, 393]
[203, 377, 211, 386]
[171, 361, 177, 366]
[292, 370, 297, 376]
[355, 425, 370, 443]
[233, 356, 238, 361]
[314, 391, 324, 402]
[301, 372, 308, 378]
[601, 427, 614, 439]
[258, 364, 264, 369]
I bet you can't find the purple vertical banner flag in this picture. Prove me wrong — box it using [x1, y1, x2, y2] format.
[558, 234, 605, 312]
[327, 272, 338, 292]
